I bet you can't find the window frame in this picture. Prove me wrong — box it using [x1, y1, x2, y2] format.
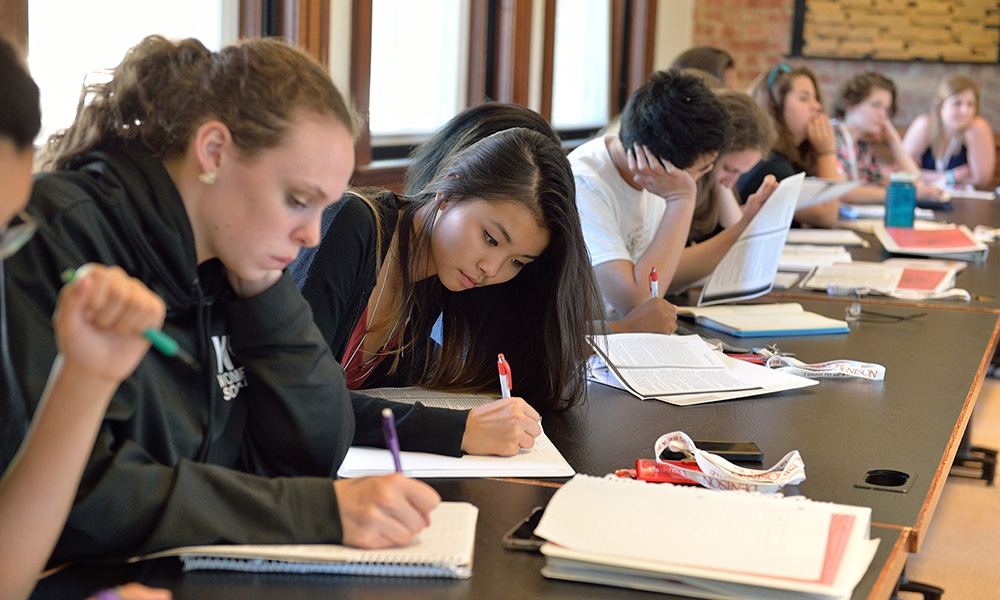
[350, 0, 656, 190]
[3, 0, 656, 190]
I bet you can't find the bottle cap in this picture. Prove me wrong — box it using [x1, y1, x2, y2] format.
[889, 171, 916, 183]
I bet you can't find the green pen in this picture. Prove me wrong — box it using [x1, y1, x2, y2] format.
[60, 268, 200, 372]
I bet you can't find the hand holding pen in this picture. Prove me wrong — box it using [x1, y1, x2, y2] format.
[459, 354, 541, 456]
[53, 264, 169, 385]
[62, 267, 199, 371]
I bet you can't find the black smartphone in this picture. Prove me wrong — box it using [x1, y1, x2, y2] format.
[659, 440, 763, 462]
[502, 506, 546, 551]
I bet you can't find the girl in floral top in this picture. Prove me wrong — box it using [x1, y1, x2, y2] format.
[832, 72, 944, 204]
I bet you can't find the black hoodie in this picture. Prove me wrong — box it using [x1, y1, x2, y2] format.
[1, 140, 450, 564]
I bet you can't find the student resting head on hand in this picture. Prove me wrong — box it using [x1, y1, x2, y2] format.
[738, 64, 846, 228]
[901, 73, 996, 191]
[4, 34, 440, 570]
[572, 68, 733, 319]
[830, 71, 944, 205]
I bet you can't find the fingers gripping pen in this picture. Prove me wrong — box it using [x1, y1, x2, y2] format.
[61, 268, 200, 371]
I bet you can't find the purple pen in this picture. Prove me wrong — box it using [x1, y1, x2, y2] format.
[381, 408, 403, 473]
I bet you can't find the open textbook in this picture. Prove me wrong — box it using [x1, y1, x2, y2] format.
[338, 388, 574, 478]
[587, 333, 816, 406]
[132, 502, 477, 578]
[536, 475, 879, 600]
[698, 173, 805, 306]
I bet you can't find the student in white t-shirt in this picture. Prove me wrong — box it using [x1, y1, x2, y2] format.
[572, 69, 753, 321]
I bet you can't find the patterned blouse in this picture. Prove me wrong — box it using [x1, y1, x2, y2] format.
[832, 119, 886, 184]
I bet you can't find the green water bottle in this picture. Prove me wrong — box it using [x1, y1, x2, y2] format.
[885, 171, 916, 228]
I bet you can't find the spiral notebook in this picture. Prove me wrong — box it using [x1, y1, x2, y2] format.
[130, 502, 477, 578]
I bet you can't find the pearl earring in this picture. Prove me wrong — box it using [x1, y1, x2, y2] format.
[198, 171, 217, 185]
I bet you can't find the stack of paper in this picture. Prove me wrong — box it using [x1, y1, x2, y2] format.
[785, 229, 867, 247]
[537, 475, 879, 600]
[587, 333, 816, 406]
[779, 245, 853, 271]
[801, 260, 959, 295]
[338, 389, 574, 478]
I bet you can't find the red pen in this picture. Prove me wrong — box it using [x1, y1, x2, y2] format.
[649, 267, 659, 299]
[497, 353, 512, 398]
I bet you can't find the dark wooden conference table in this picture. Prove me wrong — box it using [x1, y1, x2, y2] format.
[34, 296, 1000, 600]
[35, 479, 911, 600]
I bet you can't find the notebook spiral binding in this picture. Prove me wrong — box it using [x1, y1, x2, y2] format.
[181, 555, 471, 578]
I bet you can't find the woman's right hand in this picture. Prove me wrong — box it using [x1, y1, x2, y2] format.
[53, 264, 166, 385]
[806, 113, 836, 155]
[86, 583, 172, 600]
[610, 298, 678, 335]
[461, 397, 542, 456]
[916, 180, 946, 202]
[627, 143, 697, 203]
[333, 474, 441, 548]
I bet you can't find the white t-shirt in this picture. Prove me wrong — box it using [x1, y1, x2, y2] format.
[570, 136, 667, 319]
[571, 137, 667, 267]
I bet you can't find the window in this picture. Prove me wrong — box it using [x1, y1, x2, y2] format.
[368, 0, 468, 144]
[349, 0, 657, 189]
[27, 0, 239, 143]
[549, 0, 610, 131]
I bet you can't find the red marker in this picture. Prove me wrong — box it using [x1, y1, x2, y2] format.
[497, 353, 512, 399]
[649, 267, 659, 299]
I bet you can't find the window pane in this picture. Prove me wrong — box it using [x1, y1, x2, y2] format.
[369, 0, 465, 141]
[28, 0, 238, 144]
[551, 0, 610, 130]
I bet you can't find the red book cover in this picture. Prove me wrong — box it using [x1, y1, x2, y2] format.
[897, 268, 951, 291]
[886, 226, 978, 250]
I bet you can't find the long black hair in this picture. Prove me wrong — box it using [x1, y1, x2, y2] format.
[395, 125, 599, 411]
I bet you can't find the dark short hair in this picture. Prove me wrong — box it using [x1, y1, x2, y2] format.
[619, 69, 732, 169]
[833, 72, 898, 119]
[0, 36, 41, 150]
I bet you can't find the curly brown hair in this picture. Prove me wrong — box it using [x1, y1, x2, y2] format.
[832, 72, 898, 120]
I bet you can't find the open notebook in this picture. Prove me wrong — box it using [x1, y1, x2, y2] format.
[131, 502, 477, 578]
[339, 388, 574, 478]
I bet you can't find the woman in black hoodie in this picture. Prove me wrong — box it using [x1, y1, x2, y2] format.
[4, 34, 439, 565]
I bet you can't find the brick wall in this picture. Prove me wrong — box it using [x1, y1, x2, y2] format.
[692, 0, 1000, 130]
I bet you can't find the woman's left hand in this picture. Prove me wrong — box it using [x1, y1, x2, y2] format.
[740, 175, 779, 225]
